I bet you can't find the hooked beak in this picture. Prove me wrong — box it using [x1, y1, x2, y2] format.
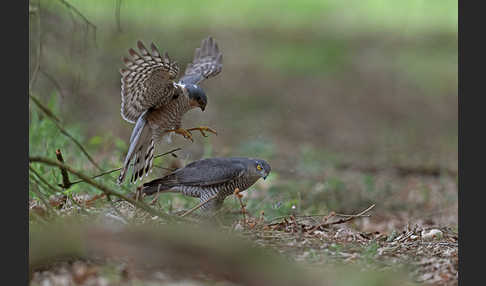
[263, 175, 268, 180]
[200, 105, 206, 111]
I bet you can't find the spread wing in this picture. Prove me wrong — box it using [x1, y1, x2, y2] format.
[144, 158, 246, 189]
[120, 40, 180, 123]
[178, 36, 223, 85]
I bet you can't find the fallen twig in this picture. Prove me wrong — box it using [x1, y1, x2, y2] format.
[180, 195, 218, 217]
[83, 193, 106, 206]
[267, 204, 376, 234]
[310, 204, 375, 231]
[267, 213, 372, 224]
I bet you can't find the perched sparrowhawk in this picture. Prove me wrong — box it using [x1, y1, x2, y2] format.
[118, 37, 223, 184]
[142, 157, 271, 212]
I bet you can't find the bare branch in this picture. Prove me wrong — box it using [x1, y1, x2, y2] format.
[29, 156, 180, 221]
[29, 0, 42, 91]
[68, 147, 182, 185]
[29, 174, 57, 216]
[29, 165, 63, 195]
[57, 0, 97, 47]
[29, 93, 61, 123]
[29, 92, 102, 171]
[40, 69, 65, 99]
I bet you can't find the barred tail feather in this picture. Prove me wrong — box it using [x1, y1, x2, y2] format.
[130, 139, 155, 183]
[117, 111, 154, 184]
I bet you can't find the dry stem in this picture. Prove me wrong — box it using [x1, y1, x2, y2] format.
[69, 147, 182, 186]
[56, 149, 72, 189]
[29, 156, 180, 222]
[180, 195, 218, 217]
[29, 92, 102, 171]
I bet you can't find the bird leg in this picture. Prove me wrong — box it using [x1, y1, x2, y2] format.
[166, 128, 194, 142]
[186, 126, 218, 138]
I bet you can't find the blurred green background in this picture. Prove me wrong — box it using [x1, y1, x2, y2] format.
[29, 0, 457, 226]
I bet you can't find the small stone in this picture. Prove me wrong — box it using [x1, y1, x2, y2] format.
[233, 223, 244, 231]
[421, 229, 443, 240]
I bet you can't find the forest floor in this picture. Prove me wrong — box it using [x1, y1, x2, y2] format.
[29, 163, 458, 286]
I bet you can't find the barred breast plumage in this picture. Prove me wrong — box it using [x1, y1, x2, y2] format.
[146, 94, 192, 141]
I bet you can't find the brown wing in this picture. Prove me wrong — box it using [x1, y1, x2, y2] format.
[179, 36, 223, 85]
[120, 40, 180, 123]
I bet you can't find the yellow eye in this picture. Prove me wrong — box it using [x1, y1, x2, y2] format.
[257, 164, 262, 171]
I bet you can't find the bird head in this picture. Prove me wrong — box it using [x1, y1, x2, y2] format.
[253, 159, 271, 180]
[186, 84, 207, 111]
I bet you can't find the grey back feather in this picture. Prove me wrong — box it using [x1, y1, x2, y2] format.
[143, 157, 252, 190]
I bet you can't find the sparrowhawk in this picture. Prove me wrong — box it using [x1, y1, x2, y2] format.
[142, 157, 271, 212]
[118, 37, 223, 184]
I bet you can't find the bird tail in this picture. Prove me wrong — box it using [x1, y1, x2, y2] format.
[117, 111, 155, 184]
[141, 176, 175, 196]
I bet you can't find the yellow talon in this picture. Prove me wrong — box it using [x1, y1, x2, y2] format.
[186, 126, 218, 138]
[167, 128, 194, 142]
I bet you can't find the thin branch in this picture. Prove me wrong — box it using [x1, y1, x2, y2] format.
[29, 93, 61, 122]
[309, 204, 376, 231]
[84, 193, 106, 206]
[29, 156, 180, 221]
[57, 122, 102, 171]
[267, 212, 371, 223]
[40, 69, 65, 98]
[29, 0, 42, 91]
[180, 195, 217, 217]
[153, 165, 177, 172]
[57, 0, 97, 47]
[29, 92, 102, 171]
[29, 165, 63, 195]
[69, 148, 182, 185]
[29, 175, 57, 216]
[267, 204, 376, 232]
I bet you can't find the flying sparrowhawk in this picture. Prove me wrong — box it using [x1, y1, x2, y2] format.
[118, 37, 223, 184]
